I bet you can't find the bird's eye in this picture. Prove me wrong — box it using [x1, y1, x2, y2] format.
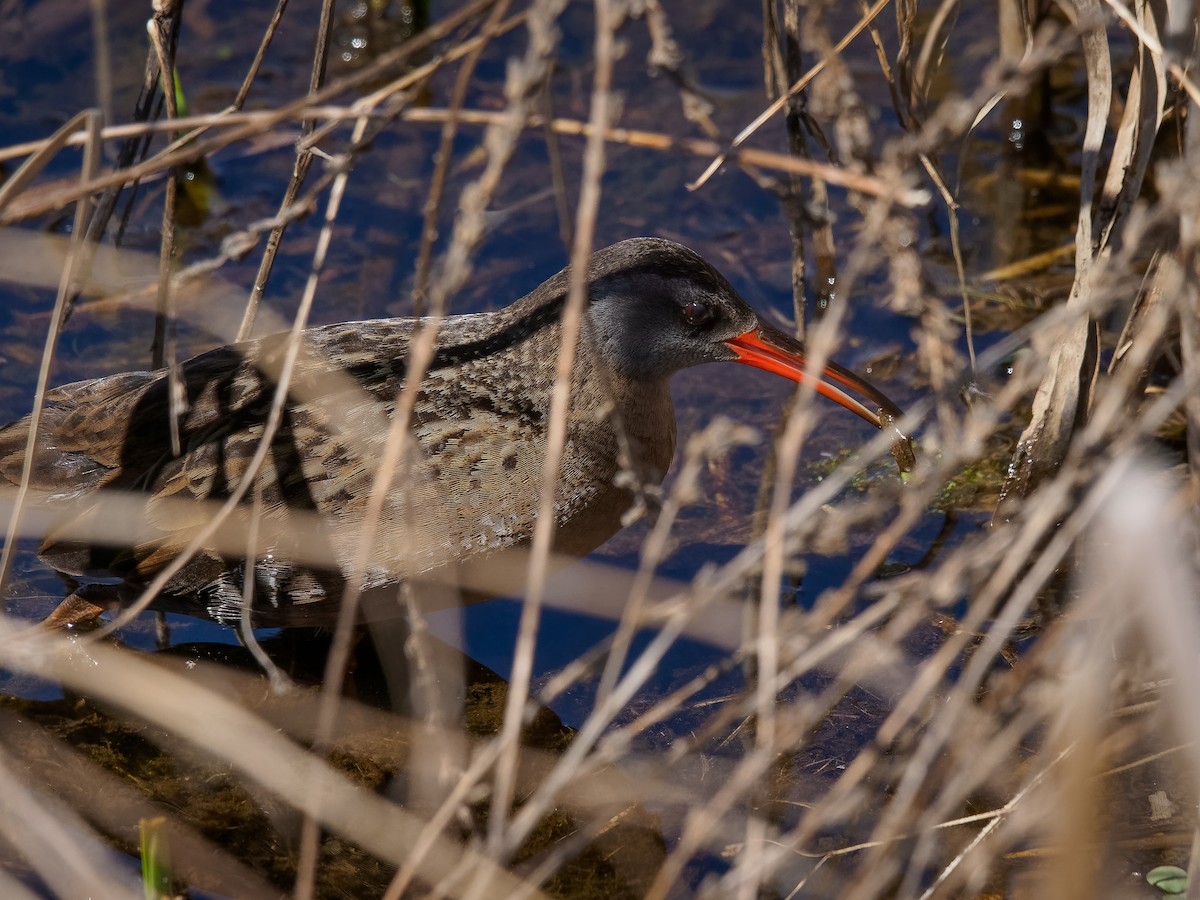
[681, 299, 715, 328]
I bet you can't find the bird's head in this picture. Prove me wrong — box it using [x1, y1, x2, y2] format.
[584, 238, 911, 461]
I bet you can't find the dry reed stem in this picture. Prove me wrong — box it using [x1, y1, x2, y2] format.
[0, 111, 102, 600]
[0, 625, 550, 899]
[484, 0, 618, 861]
[0, 742, 139, 900]
[413, 0, 517, 314]
[236, 0, 336, 356]
[0, 709, 280, 898]
[688, 0, 892, 191]
[0, 106, 932, 211]
[289, 111, 379, 900]
[0, 0, 503, 223]
[145, 13, 183, 454]
[77, 150, 354, 642]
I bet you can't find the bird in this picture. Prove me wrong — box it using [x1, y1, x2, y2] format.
[0, 237, 913, 628]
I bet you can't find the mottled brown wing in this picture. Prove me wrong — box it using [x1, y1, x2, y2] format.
[0, 371, 160, 500]
[0, 333, 502, 592]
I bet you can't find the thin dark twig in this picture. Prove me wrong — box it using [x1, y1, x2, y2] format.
[413, 0, 514, 315]
[85, 1, 182, 319]
[238, 0, 336, 343]
[232, 0, 292, 111]
[0, 2, 507, 310]
[147, 11, 182, 454]
[0, 112, 103, 600]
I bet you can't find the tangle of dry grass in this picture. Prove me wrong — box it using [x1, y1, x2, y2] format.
[0, 1, 1199, 898]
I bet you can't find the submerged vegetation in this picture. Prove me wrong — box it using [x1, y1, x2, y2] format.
[1, 0, 1199, 897]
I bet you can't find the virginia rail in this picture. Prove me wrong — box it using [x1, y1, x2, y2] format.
[0, 238, 912, 626]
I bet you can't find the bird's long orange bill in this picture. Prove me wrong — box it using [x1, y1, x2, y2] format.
[724, 319, 906, 433]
